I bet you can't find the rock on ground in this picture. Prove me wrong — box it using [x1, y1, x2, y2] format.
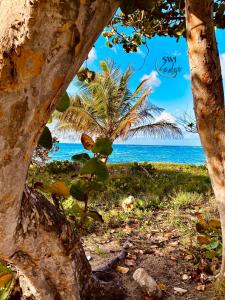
[133, 268, 162, 298]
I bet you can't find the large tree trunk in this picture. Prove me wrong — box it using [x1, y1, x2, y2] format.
[0, 0, 119, 299]
[185, 0, 225, 278]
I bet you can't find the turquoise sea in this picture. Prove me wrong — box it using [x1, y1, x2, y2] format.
[50, 143, 205, 165]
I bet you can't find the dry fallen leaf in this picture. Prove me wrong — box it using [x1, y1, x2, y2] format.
[158, 282, 167, 291]
[197, 235, 211, 245]
[196, 284, 206, 291]
[184, 255, 193, 261]
[116, 266, 129, 274]
[0, 273, 13, 289]
[208, 219, 221, 229]
[170, 256, 177, 261]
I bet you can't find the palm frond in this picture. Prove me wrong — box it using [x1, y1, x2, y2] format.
[126, 121, 183, 139]
[113, 87, 151, 138]
[56, 95, 105, 136]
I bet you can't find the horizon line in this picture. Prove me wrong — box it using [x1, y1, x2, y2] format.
[56, 142, 202, 147]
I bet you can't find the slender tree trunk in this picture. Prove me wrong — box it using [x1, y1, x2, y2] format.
[185, 0, 225, 278]
[0, 0, 119, 298]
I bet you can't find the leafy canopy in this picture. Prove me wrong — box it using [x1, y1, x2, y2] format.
[103, 0, 225, 52]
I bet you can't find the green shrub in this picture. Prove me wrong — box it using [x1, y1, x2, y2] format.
[46, 160, 80, 174]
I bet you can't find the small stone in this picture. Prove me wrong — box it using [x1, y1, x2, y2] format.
[169, 241, 179, 246]
[182, 274, 189, 281]
[174, 287, 188, 295]
[134, 249, 144, 256]
[184, 255, 193, 261]
[86, 255, 92, 261]
[133, 268, 162, 298]
[196, 284, 205, 291]
[123, 241, 133, 249]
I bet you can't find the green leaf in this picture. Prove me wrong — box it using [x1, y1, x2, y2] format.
[56, 92, 70, 112]
[72, 153, 90, 162]
[207, 240, 220, 250]
[66, 202, 83, 216]
[70, 180, 87, 201]
[38, 126, 52, 150]
[80, 158, 109, 181]
[216, 247, 223, 257]
[92, 137, 113, 156]
[86, 180, 105, 192]
[205, 250, 216, 259]
[87, 210, 104, 223]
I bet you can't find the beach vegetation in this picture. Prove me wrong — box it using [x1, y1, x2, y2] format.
[41, 133, 113, 229]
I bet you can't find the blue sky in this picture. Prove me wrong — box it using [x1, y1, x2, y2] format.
[66, 29, 225, 146]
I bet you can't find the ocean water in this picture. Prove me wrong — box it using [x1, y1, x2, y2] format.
[50, 143, 205, 165]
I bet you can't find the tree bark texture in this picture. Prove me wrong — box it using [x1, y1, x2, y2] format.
[0, 0, 119, 299]
[185, 0, 225, 277]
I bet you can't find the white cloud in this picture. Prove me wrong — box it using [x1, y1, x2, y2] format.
[137, 48, 145, 57]
[141, 71, 161, 88]
[86, 48, 97, 64]
[183, 73, 191, 81]
[220, 53, 225, 79]
[172, 50, 181, 57]
[155, 111, 176, 123]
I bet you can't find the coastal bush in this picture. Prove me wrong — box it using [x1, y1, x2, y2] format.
[130, 162, 155, 176]
[46, 160, 80, 174]
[196, 214, 222, 260]
[38, 133, 114, 230]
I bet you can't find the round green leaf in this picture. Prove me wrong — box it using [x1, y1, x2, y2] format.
[70, 179, 87, 201]
[92, 137, 113, 156]
[80, 158, 109, 181]
[72, 153, 91, 162]
[38, 126, 52, 150]
[56, 92, 70, 112]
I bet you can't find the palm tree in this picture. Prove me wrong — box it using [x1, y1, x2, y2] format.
[56, 60, 182, 142]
